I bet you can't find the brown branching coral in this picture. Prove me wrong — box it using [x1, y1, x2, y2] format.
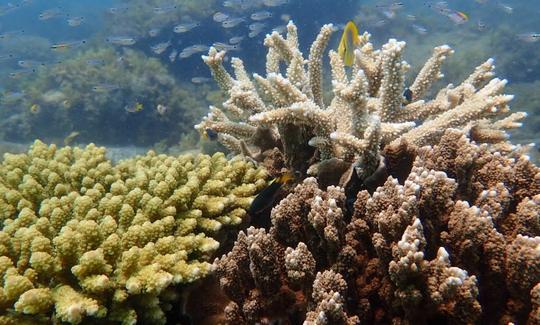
[211, 129, 539, 325]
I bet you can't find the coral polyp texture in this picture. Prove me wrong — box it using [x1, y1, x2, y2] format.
[213, 129, 540, 324]
[0, 140, 266, 324]
[196, 21, 525, 182]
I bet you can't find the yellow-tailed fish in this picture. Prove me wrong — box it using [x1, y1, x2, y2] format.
[338, 21, 360, 67]
[248, 171, 296, 216]
[124, 102, 143, 113]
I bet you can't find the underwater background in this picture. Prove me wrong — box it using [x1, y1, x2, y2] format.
[0, 1, 539, 324]
[0, 0, 538, 159]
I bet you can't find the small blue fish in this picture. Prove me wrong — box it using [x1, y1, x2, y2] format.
[204, 128, 218, 140]
[403, 88, 413, 104]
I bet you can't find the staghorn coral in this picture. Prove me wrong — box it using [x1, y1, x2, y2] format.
[0, 140, 267, 324]
[211, 128, 540, 324]
[196, 21, 524, 183]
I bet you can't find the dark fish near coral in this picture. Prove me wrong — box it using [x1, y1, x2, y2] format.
[248, 171, 295, 217]
[203, 128, 219, 140]
[402, 88, 413, 104]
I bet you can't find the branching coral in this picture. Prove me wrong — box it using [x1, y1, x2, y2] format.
[211, 128, 539, 324]
[0, 140, 267, 324]
[196, 21, 524, 184]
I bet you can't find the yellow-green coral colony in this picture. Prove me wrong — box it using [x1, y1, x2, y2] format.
[0, 140, 267, 324]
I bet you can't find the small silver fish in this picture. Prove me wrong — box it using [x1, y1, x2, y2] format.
[263, 0, 289, 7]
[179, 50, 196, 59]
[191, 77, 211, 84]
[477, 20, 487, 31]
[249, 22, 266, 31]
[212, 42, 240, 51]
[39, 8, 64, 20]
[248, 29, 263, 38]
[0, 30, 24, 40]
[106, 36, 136, 46]
[412, 24, 428, 35]
[517, 33, 540, 43]
[50, 40, 87, 51]
[272, 25, 287, 33]
[67, 16, 84, 27]
[0, 3, 18, 16]
[17, 60, 44, 69]
[173, 22, 200, 33]
[151, 41, 171, 55]
[156, 104, 167, 115]
[86, 59, 105, 66]
[185, 44, 210, 52]
[229, 35, 245, 44]
[498, 3, 513, 14]
[0, 54, 14, 61]
[213, 12, 229, 22]
[9, 69, 35, 79]
[108, 6, 129, 15]
[148, 28, 160, 37]
[153, 5, 177, 14]
[92, 84, 120, 92]
[251, 11, 272, 21]
[222, 17, 245, 28]
[169, 49, 178, 62]
[2, 91, 25, 102]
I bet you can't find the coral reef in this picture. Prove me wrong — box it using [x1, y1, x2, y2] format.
[0, 140, 267, 324]
[196, 21, 525, 183]
[1, 46, 217, 147]
[190, 21, 540, 325]
[213, 129, 540, 324]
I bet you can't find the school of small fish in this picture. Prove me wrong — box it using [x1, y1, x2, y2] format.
[0, 0, 538, 116]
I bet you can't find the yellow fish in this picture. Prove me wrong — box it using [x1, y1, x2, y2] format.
[124, 102, 143, 113]
[338, 21, 360, 67]
[30, 103, 40, 113]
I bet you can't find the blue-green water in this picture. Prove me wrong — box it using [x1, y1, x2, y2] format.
[0, 0, 538, 158]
